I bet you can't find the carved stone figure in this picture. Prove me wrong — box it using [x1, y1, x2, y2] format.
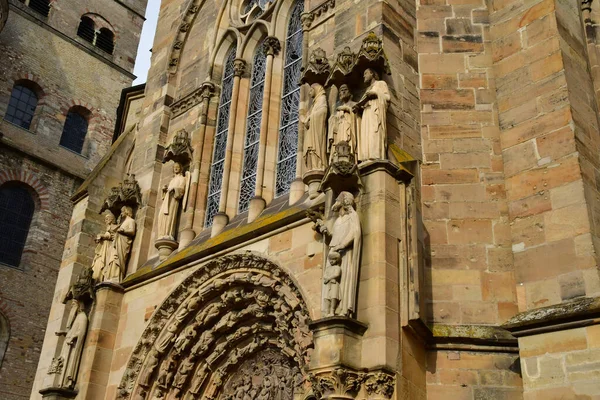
[156, 357, 177, 392]
[302, 83, 329, 171]
[157, 162, 190, 240]
[323, 250, 342, 316]
[91, 211, 118, 281]
[107, 206, 136, 282]
[328, 84, 357, 160]
[315, 192, 362, 317]
[56, 299, 88, 389]
[353, 68, 390, 161]
[173, 358, 195, 397]
[139, 349, 159, 388]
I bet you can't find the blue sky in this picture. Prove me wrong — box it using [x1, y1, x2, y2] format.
[133, 1, 161, 85]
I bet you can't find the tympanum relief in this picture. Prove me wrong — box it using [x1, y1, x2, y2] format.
[117, 254, 314, 400]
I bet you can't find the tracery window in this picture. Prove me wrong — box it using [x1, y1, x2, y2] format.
[275, 0, 303, 197]
[59, 106, 90, 154]
[206, 46, 237, 227]
[0, 183, 35, 267]
[4, 82, 39, 130]
[239, 41, 267, 213]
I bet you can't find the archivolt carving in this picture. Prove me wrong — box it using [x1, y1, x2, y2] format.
[168, 0, 208, 74]
[117, 253, 313, 400]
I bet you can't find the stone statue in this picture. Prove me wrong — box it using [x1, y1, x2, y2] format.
[157, 161, 190, 240]
[328, 84, 357, 160]
[302, 83, 329, 171]
[91, 211, 118, 281]
[56, 299, 88, 389]
[315, 192, 362, 317]
[323, 250, 342, 316]
[107, 206, 136, 282]
[139, 349, 159, 388]
[353, 68, 390, 161]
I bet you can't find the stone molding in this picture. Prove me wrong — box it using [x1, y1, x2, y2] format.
[301, 0, 335, 30]
[170, 81, 216, 118]
[168, 0, 205, 74]
[503, 296, 600, 337]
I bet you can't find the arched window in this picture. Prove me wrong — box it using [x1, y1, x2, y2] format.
[239, 41, 267, 213]
[275, 0, 304, 197]
[0, 312, 8, 369]
[59, 106, 90, 154]
[24, 0, 50, 17]
[0, 183, 35, 267]
[77, 16, 95, 44]
[96, 28, 115, 54]
[206, 46, 237, 227]
[4, 82, 39, 130]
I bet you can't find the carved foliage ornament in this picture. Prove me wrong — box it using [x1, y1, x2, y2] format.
[116, 253, 314, 400]
[301, 47, 330, 85]
[262, 36, 281, 57]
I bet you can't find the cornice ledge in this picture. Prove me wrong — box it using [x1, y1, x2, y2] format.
[502, 296, 600, 337]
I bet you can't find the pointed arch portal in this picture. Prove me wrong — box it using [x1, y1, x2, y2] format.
[118, 254, 314, 400]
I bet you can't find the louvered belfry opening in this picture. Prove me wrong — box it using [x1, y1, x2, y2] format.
[27, 0, 50, 17]
[96, 28, 115, 54]
[77, 16, 95, 44]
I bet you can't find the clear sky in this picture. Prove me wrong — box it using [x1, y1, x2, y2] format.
[133, 1, 161, 85]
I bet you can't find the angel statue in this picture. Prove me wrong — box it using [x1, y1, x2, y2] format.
[157, 161, 190, 240]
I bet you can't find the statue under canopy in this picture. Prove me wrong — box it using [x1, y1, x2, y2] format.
[157, 161, 190, 240]
[302, 83, 329, 171]
[328, 84, 357, 161]
[56, 298, 88, 389]
[354, 68, 390, 161]
[91, 211, 118, 281]
[107, 206, 136, 282]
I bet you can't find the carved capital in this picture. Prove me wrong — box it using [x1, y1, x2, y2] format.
[233, 58, 246, 77]
[263, 36, 281, 57]
[300, 12, 314, 30]
[200, 81, 216, 100]
[309, 368, 365, 398]
[364, 371, 395, 399]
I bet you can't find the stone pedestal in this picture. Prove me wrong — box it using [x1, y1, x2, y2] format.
[178, 228, 195, 249]
[303, 170, 325, 200]
[289, 177, 305, 205]
[247, 196, 266, 222]
[39, 387, 77, 400]
[309, 317, 368, 372]
[155, 237, 178, 261]
[211, 212, 229, 237]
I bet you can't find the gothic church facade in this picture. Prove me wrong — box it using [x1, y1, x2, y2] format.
[32, 0, 600, 399]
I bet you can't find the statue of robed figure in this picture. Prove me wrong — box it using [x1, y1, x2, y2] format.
[91, 211, 118, 281]
[157, 161, 190, 240]
[107, 206, 136, 282]
[328, 84, 357, 161]
[56, 298, 88, 389]
[353, 68, 390, 161]
[314, 192, 362, 317]
[302, 83, 329, 171]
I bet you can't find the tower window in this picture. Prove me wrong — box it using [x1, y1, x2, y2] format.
[26, 0, 50, 17]
[4, 83, 39, 130]
[0, 184, 35, 268]
[96, 28, 115, 54]
[77, 16, 95, 44]
[59, 107, 90, 154]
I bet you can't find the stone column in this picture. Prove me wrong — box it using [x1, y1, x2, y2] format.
[249, 37, 280, 222]
[288, 12, 313, 205]
[212, 59, 245, 237]
[179, 82, 215, 246]
[487, 0, 600, 396]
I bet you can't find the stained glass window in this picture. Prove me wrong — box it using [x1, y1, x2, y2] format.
[0, 184, 35, 267]
[275, 0, 303, 197]
[60, 107, 89, 154]
[4, 84, 38, 130]
[239, 42, 267, 213]
[206, 46, 237, 227]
